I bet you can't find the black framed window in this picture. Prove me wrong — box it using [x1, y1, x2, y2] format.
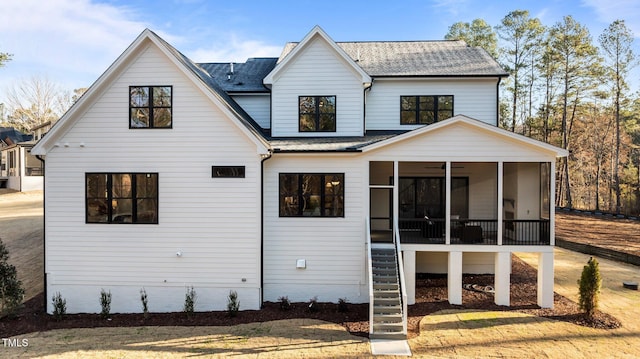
[86, 173, 158, 224]
[279, 173, 344, 217]
[400, 95, 453, 125]
[299, 96, 336, 132]
[212, 166, 245, 178]
[130, 86, 172, 128]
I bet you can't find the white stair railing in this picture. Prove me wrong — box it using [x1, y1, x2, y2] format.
[393, 217, 408, 335]
[365, 217, 374, 335]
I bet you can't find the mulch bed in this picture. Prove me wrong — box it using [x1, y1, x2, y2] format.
[0, 256, 619, 339]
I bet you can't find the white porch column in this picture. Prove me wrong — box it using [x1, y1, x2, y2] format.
[445, 161, 451, 245]
[448, 251, 462, 305]
[393, 161, 399, 233]
[403, 250, 416, 305]
[550, 161, 556, 246]
[494, 251, 511, 306]
[538, 251, 554, 308]
[497, 161, 503, 246]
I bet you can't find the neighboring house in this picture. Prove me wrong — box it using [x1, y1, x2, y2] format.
[32, 26, 566, 339]
[0, 127, 42, 191]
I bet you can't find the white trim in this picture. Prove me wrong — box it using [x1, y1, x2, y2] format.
[361, 115, 568, 157]
[32, 29, 269, 156]
[263, 26, 371, 85]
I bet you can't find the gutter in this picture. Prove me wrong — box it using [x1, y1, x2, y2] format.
[496, 77, 502, 125]
[271, 148, 362, 153]
[363, 80, 373, 135]
[36, 154, 46, 312]
[260, 151, 272, 307]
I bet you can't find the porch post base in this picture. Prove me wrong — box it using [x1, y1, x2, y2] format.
[494, 252, 511, 306]
[537, 252, 554, 308]
[448, 251, 462, 305]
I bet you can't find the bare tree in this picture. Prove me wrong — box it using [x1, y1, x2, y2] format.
[4, 76, 73, 132]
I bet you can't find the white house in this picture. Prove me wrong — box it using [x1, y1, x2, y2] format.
[32, 26, 566, 339]
[0, 127, 43, 191]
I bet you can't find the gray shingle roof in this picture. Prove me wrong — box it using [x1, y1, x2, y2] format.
[269, 131, 407, 152]
[150, 30, 269, 143]
[198, 58, 278, 93]
[280, 40, 508, 77]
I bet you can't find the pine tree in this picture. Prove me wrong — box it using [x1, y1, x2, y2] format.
[578, 257, 602, 319]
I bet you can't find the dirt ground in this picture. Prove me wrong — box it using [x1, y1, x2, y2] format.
[0, 189, 44, 301]
[555, 211, 640, 257]
[0, 189, 622, 343]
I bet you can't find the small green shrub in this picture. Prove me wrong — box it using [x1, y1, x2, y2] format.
[140, 288, 149, 317]
[227, 290, 240, 317]
[337, 297, 349, 313]
[183, 286, 196, 317]
[307, 296, 319, 313]
[578, 257, 602, 319]
[278, 296, 291, 311]
[0, 238, 25, 317]
[51, 292, 66, 321]
[100, 289, 111, 319]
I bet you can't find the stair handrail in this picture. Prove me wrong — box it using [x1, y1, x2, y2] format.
[393, 217, 408, 335]
[365, 217, 374, 335]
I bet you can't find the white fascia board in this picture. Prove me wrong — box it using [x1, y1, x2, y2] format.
[263, 25, 371, 85]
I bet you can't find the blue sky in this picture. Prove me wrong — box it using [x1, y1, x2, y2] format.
[0, 0, 639, 105]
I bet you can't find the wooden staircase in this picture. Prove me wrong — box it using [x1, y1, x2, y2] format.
[370, 246, 406, 340]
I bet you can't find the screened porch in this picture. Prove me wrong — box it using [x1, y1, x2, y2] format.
[369, 161, 553, 246]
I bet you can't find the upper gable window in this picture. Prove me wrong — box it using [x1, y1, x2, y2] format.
[299, 96, 336, 132]
[130, 86, 172, 128]
[400, 95, 453, 125]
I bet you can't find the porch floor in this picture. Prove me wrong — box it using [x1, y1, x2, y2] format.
[371, 230, 541, 245]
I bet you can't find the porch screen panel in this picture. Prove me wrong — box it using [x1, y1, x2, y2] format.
[417, 178, 443, 218]
[399, 178, 416, 218]
[541, 162, 550, 219]
[451, 178, 469, 218]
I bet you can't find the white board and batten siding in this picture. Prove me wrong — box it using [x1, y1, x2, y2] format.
[231, 94, 271, 129]
[365, 78, 499, 131]
[44, 43, 263, 313]
[269, 38, 365, 137]
[263, 154, 369, 303]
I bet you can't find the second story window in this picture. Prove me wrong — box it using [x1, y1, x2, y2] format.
[400, 95, 453, 125]
[130, 86, 172, 128]
[299, 96, 336, 132]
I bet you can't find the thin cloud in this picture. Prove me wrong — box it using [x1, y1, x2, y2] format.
[431, 0, 470, 17]
[582, 0, 640, 37]
[189, 34, 282, 63]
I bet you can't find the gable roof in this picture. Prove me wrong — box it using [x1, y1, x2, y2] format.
[361, 115, 568, 157]
[280, 40, 508, 78]
[198, 58, 277, 93]
[263, 25, 372, 85]
[32, 29, 269, 156]
[0, 127, 32, 146]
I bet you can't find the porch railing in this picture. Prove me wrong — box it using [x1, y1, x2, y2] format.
[503, 219, 550, 245]
[398, 218, 550, 245]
